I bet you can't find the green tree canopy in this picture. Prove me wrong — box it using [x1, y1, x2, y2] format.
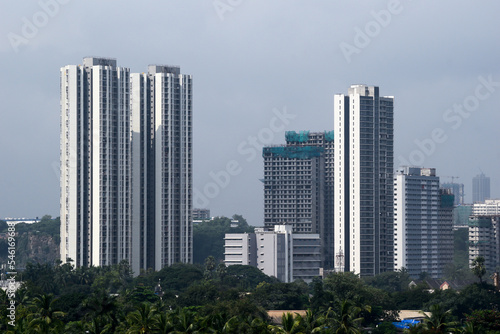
[193, 215, 253, 264]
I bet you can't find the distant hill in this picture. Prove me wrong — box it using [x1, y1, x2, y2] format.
[0, 215, 60, 268]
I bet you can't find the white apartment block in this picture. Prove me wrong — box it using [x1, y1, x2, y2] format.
[224, 225, 321, 283]
[468, 216, 500, 272]
[394, 167, 454, 278]
[60, 58, 131, 267]
[472, 199, 500, 216]
[131, 65, 193, 273]
[334, 85, 394, 276]
[61, 57, 192, 273]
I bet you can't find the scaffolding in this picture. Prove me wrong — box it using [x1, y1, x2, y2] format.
[324, 130, 334, 142]
[440, 193, 455, 208]
[263, 146, 324, 159]
[285, 131, 310, 143]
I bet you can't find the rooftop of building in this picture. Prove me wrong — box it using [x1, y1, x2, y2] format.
[83, 57, 117, 67]
[285, 130, 334, 143]
[148, 65, 181, 75]
[396, 166, 437, 177]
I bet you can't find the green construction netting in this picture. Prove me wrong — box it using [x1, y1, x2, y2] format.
[468, 218, 492, 228]
[440, 194, 455, 208]
[324, 131, 334, 142]
[285, 131, 310, 143]
[263, 146, 324, 159]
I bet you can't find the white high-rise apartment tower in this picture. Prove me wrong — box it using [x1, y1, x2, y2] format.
[60, 57, 192, 273]
[333, 85, 394, 276]
[131, 65, 193, 273]
[60, 58, 131, 267]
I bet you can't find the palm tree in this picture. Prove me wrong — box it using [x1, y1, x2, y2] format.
[84, 290, 119, 321]
[457, 322, 484, 334]
[170, 308, 199, 333]
[153, 312, 175, 334]
[322, 299, 370, 334]
[199, 312, 228, 332]
[5, 317, 30, 334]
[300, 309, 323, 333]
[76, 265, 95, 285]
[238, 316, 270, 334]
[281, 312, 304, 334]
[64, 321, 86, 334]
[85, 316, 113, 334]
[420, 304, 457, 333]
[268, 312, 305, 334]
[27, 294, 65, 333]
[125, 303, 158, 334]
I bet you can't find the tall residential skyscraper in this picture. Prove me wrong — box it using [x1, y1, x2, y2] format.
[60, 58, 131, 267]
[473, 172, 490, 203]
[131, 65, 193, 273]
[394, 167, 454, 278]
[333, 85, 394, 276]
[262, 131, 334, 268]
[60, 57, 192, 274]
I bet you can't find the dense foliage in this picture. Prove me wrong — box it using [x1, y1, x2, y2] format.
[1, 258, 499, 333]
[1, 215, 499, 332]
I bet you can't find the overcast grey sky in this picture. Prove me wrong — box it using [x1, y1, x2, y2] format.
[1, 1, 499, 225]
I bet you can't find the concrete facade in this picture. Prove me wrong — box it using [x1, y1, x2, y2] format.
[468, 215, 500, 272]
[472, 199, 500, 216]
[61, 57, 192, 274]
[334, 85, 394, 276]
[394, 167, 454, 278]
[224, 225, 321, 283]
[262, 131, 334, 268]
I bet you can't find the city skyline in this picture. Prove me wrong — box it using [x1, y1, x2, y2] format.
[1, 2, 500, 226]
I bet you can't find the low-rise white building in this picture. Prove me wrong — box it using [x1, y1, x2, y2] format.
[224, 225, 321, 283]
[3, 218, 40, 225]
[472, 199, 500, 216]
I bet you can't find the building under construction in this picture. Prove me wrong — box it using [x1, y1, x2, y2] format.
[262, 131, 334, 269]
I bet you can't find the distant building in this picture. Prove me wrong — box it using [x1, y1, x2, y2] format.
[3, 218, 40, 225]
[468, 215, 500, 272]
[224, 225, 321, 283]
[473, 173, 490, 203]
[192, 208, 211, 221]
[453, 205, 473, 228]
[441, 183, 465, 206]
[334, 85, 394, 276]
[262, 131, 334, 268]
[394, 167, 454, 279]
[473, 199, 500, 215]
